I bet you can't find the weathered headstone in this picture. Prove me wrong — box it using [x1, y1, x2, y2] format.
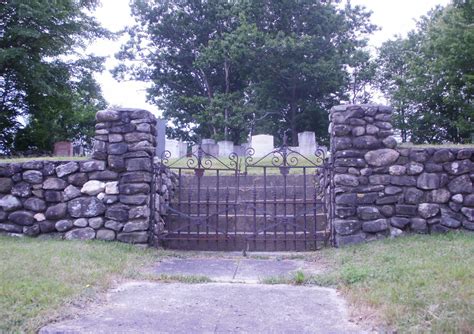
[165, 139, 181, 158]
[298, 131, 317, 156]
[54, 141, 73, 157]
[218, 141, 234, 157]
[156, 119, 166, 158]
[251, 134, 274, 157]
[201, 139, 219, 157]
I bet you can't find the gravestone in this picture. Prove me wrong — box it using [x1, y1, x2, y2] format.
[54, 141, 73, 157]
[165, 139, 181, 158]
[218, 141, 234, 157]
[298, 131, 317, 156]
[201, 139, 219, 157]
[156, 119, 166, 158]
[251, 134, 274, 157]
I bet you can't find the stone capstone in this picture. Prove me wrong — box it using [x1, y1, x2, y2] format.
[68, 197, 106, 218]
[96, 109, 121, 122]
[364, 149, 400, 167]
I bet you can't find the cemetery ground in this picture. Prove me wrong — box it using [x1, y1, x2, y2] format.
[1, 233, 473, 333]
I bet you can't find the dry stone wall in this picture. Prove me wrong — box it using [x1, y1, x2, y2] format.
[0, 108, 175, 244]
[330, 104, 474, 246]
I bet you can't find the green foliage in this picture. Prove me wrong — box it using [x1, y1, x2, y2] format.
[377, 2, 474, 143]
[0, 0, 110, 154]
[116, 0, 376, 145]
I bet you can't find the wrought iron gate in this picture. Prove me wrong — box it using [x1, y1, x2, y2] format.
[156, 139, 333, 251]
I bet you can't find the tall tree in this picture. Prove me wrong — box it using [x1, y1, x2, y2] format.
[377, 2, 474, 143]
[116, 0, 376, 146]
[0, 0, 109, 154]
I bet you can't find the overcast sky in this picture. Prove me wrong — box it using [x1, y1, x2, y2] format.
[88, 0, 451, 117]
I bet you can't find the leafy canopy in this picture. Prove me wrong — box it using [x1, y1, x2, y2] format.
[0, 0, 110, 154]
[377, 1, 474, 143]
[115, 0, 376, 146]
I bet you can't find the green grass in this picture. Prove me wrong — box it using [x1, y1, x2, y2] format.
[0, 236, 160, 333]
[0, 156, 88, 163]
[309, 232, 474, 333]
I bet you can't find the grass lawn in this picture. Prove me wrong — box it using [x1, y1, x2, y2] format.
[0, 156, 89, 163]
[0, 236, 160, 333]
[1, 233, 473, 333]
[297, 232, 474, 333]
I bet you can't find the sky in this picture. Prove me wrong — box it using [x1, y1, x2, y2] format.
[87, 0, 451, 117]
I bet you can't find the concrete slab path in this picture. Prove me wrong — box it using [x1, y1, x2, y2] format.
[154, 258, 320, 282]
[40, 257, 365, 334]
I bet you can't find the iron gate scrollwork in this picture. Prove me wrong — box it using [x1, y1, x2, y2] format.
[156, 139, 333, 251]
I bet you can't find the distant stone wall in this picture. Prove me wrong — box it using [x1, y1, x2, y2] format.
[0, 108, 175, 244]
[330, 104, 474, 246]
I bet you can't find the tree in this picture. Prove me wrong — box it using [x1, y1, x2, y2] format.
[0, 0, 109, 154]
[116, 0, 376, 146]
[377, 2, 474, 143]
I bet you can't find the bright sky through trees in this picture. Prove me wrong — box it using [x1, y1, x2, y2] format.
[87, 0, 450, 116]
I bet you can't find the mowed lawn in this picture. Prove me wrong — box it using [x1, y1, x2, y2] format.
[309, 232, 474, 333]
[0, 233, 473, 333]
[0, 236, 160, 333]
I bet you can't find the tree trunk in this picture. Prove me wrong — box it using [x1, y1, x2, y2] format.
[290, 84, 297, 146]
[224, 58, 230, 141]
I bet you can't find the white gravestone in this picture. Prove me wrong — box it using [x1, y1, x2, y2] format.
[218, 141, 234, 157]
[298, 131, 317, 156]
[201, 139, 219, 157]
[165, 139, 181, 158]
[251, 134, 274, 157]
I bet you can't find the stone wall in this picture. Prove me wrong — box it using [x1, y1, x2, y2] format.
[330, 104, 474, 246]
[0, 108, 176, 244]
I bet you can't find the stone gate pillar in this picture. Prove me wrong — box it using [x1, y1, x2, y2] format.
[94, 108, 157, 244]
[329, 105, 399, 246]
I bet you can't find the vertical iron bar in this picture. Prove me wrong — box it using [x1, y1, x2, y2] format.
[283, 173, 287, 251]
[313, 177, 318, 250]
[273, 188, 277, 251]
[225, 187, 230, 250]
[178, 168, 182, 247]
[206, 186, 210, 248]
[303, 167, 307, 250]
[253, 182, 257, 251]
[216, 170, 220, 249]
[197, 173, 201, 247]
[293, 184, 297, 250]
[263, 167, 267, 251]
[187, 189, 191, 249]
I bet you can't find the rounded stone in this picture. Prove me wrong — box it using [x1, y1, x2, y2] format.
[89, 217, 104, 229]
[388, 165, 406, 176]
[55, 219, 73, 232]
[382, 136, 397, 149]
[45, 203, 67, 220]
[68, 197, 106, 218]
[22, 170, 43, 184]
[96, 109, 121, 122]
[417, 173, 440, 190]
[43, 178, 68, 190]
[96, 229, 116, 241]
[8, 210, 34, 226]
[81, 180, 106, 196]
[24, 197, 46, 212]
[0, 195, 22, 211]
[12, 182, 31, 197]
[65, 227, 96, 240]
[364, 149, 400, 167]
[73, 218, 88, 227]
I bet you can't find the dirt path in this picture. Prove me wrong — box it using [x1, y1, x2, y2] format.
[40, 257, 365, 333]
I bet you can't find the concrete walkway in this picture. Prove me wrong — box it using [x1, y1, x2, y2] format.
[40, 257, 365, 334]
